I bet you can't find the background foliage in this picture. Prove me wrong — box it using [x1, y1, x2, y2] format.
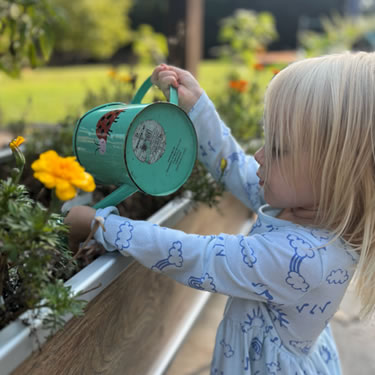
[0, 0, 57, 77]
[216, 9, 277, 65]
[213, 9, 278, 148]
[299, 13, 375, 56]
[52, 0, 132, 60]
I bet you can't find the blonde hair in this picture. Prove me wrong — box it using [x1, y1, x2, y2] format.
[264, 51, 375, 319]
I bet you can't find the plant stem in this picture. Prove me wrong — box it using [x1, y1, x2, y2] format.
[0, 255, 7, 310]
[43, 190, 62, 225]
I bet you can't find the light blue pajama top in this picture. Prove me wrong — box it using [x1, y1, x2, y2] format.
[93, 92, 358, 375]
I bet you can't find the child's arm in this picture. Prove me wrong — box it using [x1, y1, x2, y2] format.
[65, 206, 323, 305]
[152, 65, 264, 212]
[189, 92, 264, 211]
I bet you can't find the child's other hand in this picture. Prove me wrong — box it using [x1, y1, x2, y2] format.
[151, 64, 203, 113]
[64, 205, 96, 253]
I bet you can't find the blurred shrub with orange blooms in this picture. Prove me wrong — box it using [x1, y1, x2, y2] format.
[212, 9, 285, 151]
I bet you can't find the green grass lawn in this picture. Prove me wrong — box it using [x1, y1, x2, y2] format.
[0, 61, 234, 126]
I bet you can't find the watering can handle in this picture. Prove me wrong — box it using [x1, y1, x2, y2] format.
[130, 76, 179, 106]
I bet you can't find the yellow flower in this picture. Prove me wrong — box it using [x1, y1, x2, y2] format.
[107, 69, 117, 78]
[220, 158, 227, 172]
[31, 150, 96, 201]
[9, 136, 25, 150]
[118, 73, 132, 83]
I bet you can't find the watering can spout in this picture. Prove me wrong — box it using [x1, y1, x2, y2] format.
[73, 75, 197, 210]
[93, 184, 138, 209]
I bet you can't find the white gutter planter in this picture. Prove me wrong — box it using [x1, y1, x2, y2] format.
[0, 192, 253, 375]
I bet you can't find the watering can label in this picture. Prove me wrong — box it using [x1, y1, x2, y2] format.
[73, 77, 197, 209]
[132, 119, 166, 164]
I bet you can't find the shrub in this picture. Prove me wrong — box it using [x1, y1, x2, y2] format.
[0, 138, 92, 331]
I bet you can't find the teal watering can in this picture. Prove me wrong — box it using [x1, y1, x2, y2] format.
[73, 76, 197, 209]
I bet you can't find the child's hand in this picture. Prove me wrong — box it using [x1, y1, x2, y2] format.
[64, 205, 96, 253]
[151, 64, 203, 113]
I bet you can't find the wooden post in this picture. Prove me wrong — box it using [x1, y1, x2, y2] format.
[167, 0, 204, 76]
[167, 0, 186, 69]
[185, 0, 204, 77]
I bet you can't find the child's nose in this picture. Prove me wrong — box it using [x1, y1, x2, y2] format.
[254, 146, 265, 165]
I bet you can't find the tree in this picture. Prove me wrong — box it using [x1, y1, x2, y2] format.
[52, 0, 132, 60]
[298, 13, 375, 57]
[0, 0, 57, 77]
[132, 24, 168, 65]
[216, 9, 277, 65]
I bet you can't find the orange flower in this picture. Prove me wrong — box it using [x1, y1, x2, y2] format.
[253, 63, 264, 71]
[9, 136, 25, 150]
[107, 69, 117, 79]
[9, 136, 26, 179]
[229, 79, 248, 93]
[272, 68, 281, 75]
[31, 150, 96, 201]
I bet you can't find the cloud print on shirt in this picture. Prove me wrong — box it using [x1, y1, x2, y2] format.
[266, 361, 281, 374]
[285, 234, 315, 293]
[220, 339, 235, 358]
[240, 237, 257, 268]
[151, 241, 183, 272]
[286, 271, 309, 292]
[115, 221, 134, 250]
[188, 272, 217, 292]
[288, 234, 315, 258]
[326, 268, 349, 285]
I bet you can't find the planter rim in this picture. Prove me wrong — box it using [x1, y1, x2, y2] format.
[0, 193, 194, 375]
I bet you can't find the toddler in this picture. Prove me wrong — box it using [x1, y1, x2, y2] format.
[66, 52, 375, 374]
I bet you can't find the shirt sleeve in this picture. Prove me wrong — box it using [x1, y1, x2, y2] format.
[94, 207, 323, 306]
[188, 92, 265, 212]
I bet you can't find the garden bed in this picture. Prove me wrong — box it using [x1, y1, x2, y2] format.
[1, 192, 254, 375]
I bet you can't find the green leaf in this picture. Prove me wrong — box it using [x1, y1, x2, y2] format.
[39, 28, 54, 60]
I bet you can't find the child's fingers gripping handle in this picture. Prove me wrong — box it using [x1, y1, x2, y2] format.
[151, 68, 179, 100]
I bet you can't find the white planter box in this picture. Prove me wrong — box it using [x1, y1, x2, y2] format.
[0, 193, 253, 375]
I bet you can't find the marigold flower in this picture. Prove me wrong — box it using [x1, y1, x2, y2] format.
[229, 80, 248, 93]
[107, 69, 117, 78]
[253, 63, 264, 71]
[9, 136, 26, 182]
[31, 150, 96, 201]
[118, 74, 132, 83]
[9, 136, 25, 150]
